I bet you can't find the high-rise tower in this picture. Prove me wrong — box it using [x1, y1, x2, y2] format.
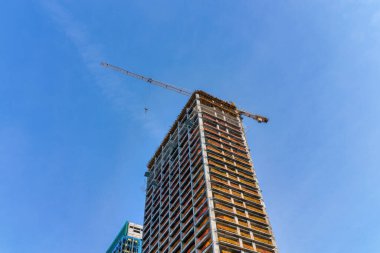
[142, 91, 278, 253]
[107, 221, 143, 253]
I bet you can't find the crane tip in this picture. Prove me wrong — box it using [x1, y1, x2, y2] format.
[258, 117, 269, 123]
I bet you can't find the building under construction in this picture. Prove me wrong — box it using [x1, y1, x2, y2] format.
[106, 221, 143, 253]
[142, 91, 278, 253]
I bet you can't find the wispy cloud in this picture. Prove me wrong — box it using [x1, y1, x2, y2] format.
[40, 0, 165, 139]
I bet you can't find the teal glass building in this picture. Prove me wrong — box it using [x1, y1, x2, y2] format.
[106, 221, 143, 253]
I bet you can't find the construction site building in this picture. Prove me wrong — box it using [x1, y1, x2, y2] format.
[143, 91, 278, 253]
[107, 221, 143, 253]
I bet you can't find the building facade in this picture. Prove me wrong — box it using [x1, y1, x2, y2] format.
[107, 221, 143, 253]
[143, 91, 278, 253]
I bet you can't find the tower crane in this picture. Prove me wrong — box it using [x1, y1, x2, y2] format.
[100, 62, 269, 123]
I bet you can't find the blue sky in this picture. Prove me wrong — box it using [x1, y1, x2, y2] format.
[1, 0, 380, 252]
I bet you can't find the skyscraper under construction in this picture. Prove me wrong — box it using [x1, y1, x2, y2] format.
[142, 91, 278, 253]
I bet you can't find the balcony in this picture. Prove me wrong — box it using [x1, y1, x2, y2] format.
[240, 229, 251, 239]
[205, 133, 247, 155]
[183, 239, 195, 253]
[238, 169, 256, 181]
[180, 160, 191, 174]
[208, 142, 249, 163]
[195, 196, 207, 210]
[247, 213, 267, 224]
[213, 193, 232, 204]
[235, 208, 246, 217]
[202, 110, 239, 129]
[237, 218, 249, 228]
[159, 239, 169, 253]
[190, 130, 200, 144]
[231, 189, 242, 198]
[170, 199, 180, 214]
[182, 220, 195, 238]
[181, 182, 192, 198]
[170, 237, 181, 252]
[243, 195, 262, 205]
[196, 224, 210, 243]
[246, 204, 265, 215]
[252, 225, 271, 236]
[232, 162, 253, 175]
[209, 167, 227, 178]
[160, 229, 169, 243]
[182, 210, 194, 226]
[170, 225, 181, 242]
[256, 246, 275, 253]
[195, 206, 209, 223]
[254, 235, 273, 247]
[210, 175, 228, 185]
[242, 240, 255, 251]
[195, 213, 209, 230]
[190, 143, 201, 158]
[181, 202, 193, 219]
[214, 202, 234, 214]
[215, 212, 235, 224]
[239, 178, 259, 190]
[218, 235, 240, 247]
[193, 179, 205, 196]
[216, 223, 237, 234]
[194, 188, 205, 202]
[197, 236, 212, 253]
[219, 246, 241, 253]
[212, 184, 230, 195]
[207, 157, 226, 171]
[195, 205, 208, 220]
[171, 210, 180, 227]
[194, 195, 206, 211]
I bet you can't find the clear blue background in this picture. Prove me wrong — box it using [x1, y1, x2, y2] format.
[1, 1, 380, 252]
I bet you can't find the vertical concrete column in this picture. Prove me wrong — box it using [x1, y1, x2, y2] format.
[195, 94, 220, 253]
[235, 113, 279, 253]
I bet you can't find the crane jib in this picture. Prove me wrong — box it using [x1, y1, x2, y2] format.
[100, 61, 268, 123]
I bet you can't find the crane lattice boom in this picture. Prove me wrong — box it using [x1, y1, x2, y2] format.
[100, 62, 268, 123]
[101, 62, 191, 96]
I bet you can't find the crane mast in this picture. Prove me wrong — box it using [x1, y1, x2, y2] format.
[100, 62, 268, 123]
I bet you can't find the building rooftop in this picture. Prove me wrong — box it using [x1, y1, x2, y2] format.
[147, 90, 238, 169]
